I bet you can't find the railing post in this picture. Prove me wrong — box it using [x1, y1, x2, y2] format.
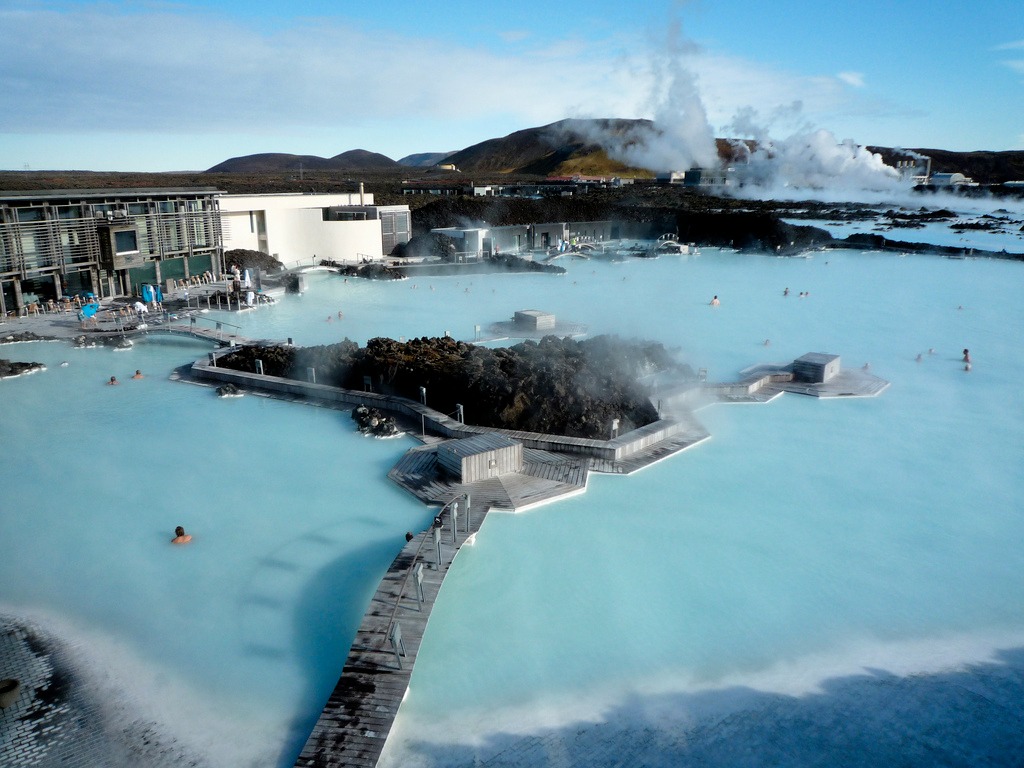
[414, 563, 424, 607]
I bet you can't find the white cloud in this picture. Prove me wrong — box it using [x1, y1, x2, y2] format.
[498, 30, 531, 43]
[993, 40, 1024, 50]
[837, 71, 865, 88]
[0, 2, 934, 165]
[1003, 59, 1024, 74]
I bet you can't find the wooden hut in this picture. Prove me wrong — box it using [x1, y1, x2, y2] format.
[514, 310, 556, 331]
[793, 353, 841, 383]
[436, 434, 524, 483]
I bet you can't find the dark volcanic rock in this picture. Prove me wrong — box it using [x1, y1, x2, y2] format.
[351, 404, 400, 437]
[0, 358, 45, 378]
[219, 335, 677, 439]
[328, 262, 406, 280]
[1, 331, 57, 344]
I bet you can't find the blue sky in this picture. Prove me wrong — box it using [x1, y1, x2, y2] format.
[1, 0, 1022, 171]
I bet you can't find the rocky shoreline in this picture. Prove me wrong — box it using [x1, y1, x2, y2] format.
[218, 334, 679, 439]
[1, 331, 58, 344]
[0, 358, 46, 379]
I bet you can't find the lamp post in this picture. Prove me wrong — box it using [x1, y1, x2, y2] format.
[420, 386, 427, 437]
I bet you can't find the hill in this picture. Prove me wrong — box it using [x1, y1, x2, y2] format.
[397, 152, 455, 167]
[207, 149, 399, 173]
[444, 118, 656, 176]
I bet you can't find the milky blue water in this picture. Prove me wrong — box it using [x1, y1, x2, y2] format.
[2, 215, 1023, 765]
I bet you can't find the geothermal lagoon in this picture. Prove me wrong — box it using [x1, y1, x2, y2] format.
[2, 206, 1024, 766]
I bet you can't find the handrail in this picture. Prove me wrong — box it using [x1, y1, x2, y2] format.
[383, 493, 468, 640]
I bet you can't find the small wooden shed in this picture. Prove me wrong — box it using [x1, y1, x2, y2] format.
[514, 310, 556, 331]
[793, 352, 841, 383]
[436, 434, 524, 483]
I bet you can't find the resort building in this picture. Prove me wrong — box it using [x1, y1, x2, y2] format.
[0, 187, 412, 315]
[219, 193, 411, 266]
[432, 220, 625, 255]
[0, 187, 222, 314]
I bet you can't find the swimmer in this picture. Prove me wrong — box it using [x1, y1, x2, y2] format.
[60, 361, 69, 367]
[337, 310, 344, 318]
[764, 339, 771, 346]
[171, 526, 192, 544]
[710, 295, 720, 306]
[962, 348, 971, 363]
[862, 362, 870, 371]
[326, 315, 332, 322]
[916, 354, 923, 363]
[132, 369, 144, 379]
[928, 348, 935, 355]
[783, 287, 790, 296]
[107, 376, 119, 385]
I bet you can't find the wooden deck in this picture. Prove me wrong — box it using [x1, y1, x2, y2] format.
[294, 487, 490, 768]
[159, 322, 252, 347]
[169, 345, 885, 768]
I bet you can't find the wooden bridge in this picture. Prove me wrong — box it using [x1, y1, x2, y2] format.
[148, 315, 252, 347]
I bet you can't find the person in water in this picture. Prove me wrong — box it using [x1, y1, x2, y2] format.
[172, 526, 192, 544]
[107, 376, 119, 385]
[132, 370, 144, 379]
[962, 348, 971, 363]
[710, 295, 720, 306]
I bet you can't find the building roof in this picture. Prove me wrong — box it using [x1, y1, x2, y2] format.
[795, 352, 840, 365]
[0, 187, 223, 202]
[515, 309, 553, 319]
[438, 434, 520, 458]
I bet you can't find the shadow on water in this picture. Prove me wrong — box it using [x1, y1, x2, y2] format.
[398, 647, 1024, 767]
[273, 532, 430, 767]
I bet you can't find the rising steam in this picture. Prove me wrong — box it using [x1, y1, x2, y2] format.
[575, 16, 911, 195]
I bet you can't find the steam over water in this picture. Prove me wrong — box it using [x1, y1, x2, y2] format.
[2, 229, 1024, 765]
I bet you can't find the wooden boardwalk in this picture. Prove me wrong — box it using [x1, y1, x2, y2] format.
[296, 418, 712, 768]
[172, 346, 880, 768]
[294, 487, 489, 768]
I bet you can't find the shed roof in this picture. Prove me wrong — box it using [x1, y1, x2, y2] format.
[795, 352, 839, 366]
[439, 434, 520, 458]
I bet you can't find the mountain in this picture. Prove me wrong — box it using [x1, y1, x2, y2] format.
[443, 118, 655, 176]
[204, 120, 1024, 184]
[207, 149, 399, 173]
[398, 152, 456, 167]
[329, 149, 401, 170]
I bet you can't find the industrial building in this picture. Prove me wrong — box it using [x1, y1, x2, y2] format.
[431, 220, 622, 257]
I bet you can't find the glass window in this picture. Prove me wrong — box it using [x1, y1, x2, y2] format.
[114, 230, 139, 254]
[17, 208, 45, 222]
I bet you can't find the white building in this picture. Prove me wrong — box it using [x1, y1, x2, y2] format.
[219, 192, 411, 266]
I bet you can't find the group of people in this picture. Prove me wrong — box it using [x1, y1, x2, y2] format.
[106, 370, 144, 385]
